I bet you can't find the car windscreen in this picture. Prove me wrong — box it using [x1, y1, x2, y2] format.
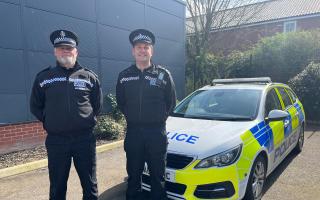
[172, 89, 262, 121]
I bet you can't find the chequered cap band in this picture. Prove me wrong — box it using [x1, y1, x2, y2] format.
[132, 34, 152, 43]
[53, 37, 76, 45]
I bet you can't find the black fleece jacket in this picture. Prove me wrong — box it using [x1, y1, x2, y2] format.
[116, 64, 176, 127]
[30, 62, 102, 135]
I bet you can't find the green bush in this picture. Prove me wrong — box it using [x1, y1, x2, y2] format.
[186, 51, 249, 94]
[234, 31, 320, 82]
[94, 93, 126, 140]
[104, 93, 124, 121]
[94, 115, 126, 140]
[288, 62, 320, 121]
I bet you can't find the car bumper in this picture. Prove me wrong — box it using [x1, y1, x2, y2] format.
[142, 161, 241, 200]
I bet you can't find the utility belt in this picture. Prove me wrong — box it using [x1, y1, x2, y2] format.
[127, 122, 165, 129]
[47, 127, 93, 138]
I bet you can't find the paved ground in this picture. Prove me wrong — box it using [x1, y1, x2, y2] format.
[0, 147, 127, 200]
[0, 125, 319, 200]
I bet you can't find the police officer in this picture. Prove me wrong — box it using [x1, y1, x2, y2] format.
[116, 29, 176, 200]
[30, 29, 102, 200]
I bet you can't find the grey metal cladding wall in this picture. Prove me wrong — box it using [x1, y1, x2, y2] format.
[25, 8, 98, 57]
[77, 57, 99, 75]
[152, 38, 185, 67]
[25, 0, 96, 22]
[28, 52, 54, 88]
[100, 59, 132, 94]
[146, 5, 184, 42]
[99, 25, 132, 61]
[0, 49, 25, 93]
[147, 0, 185, 18]
[101, 60, 132, 83]
[0, 0, 19, 5]
[98, 0, 145, 30]
[0, 0, 28, 124]
[0, 2, 22, 49]
[0, 94, 28, 123]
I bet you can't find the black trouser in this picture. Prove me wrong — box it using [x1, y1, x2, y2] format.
[124, 125, 168, 200]
[45, 133, 98, 200]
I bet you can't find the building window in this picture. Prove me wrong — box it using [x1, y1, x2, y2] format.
[283, 21, 297, 33]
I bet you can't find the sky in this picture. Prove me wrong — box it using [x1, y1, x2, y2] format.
[185, 0, 270, 17]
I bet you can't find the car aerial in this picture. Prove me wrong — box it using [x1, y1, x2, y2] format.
[142, 77, 305, 200]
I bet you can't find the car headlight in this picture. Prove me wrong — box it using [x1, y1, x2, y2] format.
[195, 144, 242, 168]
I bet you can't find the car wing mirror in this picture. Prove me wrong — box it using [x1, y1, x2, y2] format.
[265, 109, 289, 122]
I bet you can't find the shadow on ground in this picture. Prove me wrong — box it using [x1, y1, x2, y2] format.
[98, 182, 151, 200]
[262, 124, 319, 196]
[99, 182, 126, 200]
[262, 149, 298, 196]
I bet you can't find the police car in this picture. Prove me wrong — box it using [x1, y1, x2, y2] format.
[142, 77, 305, 200]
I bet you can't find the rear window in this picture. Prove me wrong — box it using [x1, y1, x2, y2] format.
[277, 87, 292, 109]
[265, 88, 282, 117]
[286, 88, 297, 103]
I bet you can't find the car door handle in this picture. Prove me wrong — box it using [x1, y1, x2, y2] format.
[284, 119, 290, 127]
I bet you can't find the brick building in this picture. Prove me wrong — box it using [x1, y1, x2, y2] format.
[188, 0, 320, 54]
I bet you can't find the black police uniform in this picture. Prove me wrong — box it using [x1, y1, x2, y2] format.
[116, 63, 176, 200]
[30, 30, 102, 200]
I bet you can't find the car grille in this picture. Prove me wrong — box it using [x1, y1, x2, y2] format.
[166, 153, 194, 169]
[142, 174, 187, 195]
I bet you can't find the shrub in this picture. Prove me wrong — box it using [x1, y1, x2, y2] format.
[185, 51, 250, 94]
[94, 115, 126, 140]
[235, 31, 320, 82]
[288, 62, 320, 121]
[104, 93, 124, 121]
[94, 93, 126, 140]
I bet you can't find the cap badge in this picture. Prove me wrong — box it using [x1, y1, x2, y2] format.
[60, 31, 66, 38]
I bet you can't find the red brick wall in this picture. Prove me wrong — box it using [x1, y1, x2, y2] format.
[0, 122, 46, 154]
[208, 15, 320, 54]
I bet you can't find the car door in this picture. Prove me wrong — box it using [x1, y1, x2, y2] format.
[264, 88, 285, 167]
[274, 87, 300, 163]
[276, 87, 297, 137]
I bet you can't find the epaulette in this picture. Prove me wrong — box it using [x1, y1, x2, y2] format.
[36, 66, 52, 76]
[157, 65, 171, 75]
[84, 67, 98, 78]
[121, 65, 136, 74]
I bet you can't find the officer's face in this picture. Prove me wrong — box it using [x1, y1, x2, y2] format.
[132, 43, 153, 63]
[54, 46, 78, 68]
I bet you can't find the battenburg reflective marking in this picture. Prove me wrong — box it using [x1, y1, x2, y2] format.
[294, 103, 304, 123]
[284, 114, 292, 137]
[250, 121, 274, 152]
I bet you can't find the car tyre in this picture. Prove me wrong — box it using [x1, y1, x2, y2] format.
[243, 155, 266, 200]
[293, 125, 304, 153]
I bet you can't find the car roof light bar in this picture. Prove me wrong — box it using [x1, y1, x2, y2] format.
[212, 77, 272, 85]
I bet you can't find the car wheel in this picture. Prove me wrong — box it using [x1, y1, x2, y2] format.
[243, 155, 266, 200]
[294, 125, 304, 153]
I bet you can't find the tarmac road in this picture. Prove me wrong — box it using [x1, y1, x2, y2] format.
[0, 125, 319, 200]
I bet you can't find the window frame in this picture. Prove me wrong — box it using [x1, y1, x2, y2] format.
[283, 21, 297, 33]
[264, 88, 282, 117]
[277, 87, 293, 109]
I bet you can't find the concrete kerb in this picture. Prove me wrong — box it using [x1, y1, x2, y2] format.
[0, 140, 124, 179]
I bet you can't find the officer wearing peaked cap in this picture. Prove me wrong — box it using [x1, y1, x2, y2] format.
[116, 29, 176, 200]
[30, 29, 102, 200]
[50, 29, 79, 48]
[129, 28, 155, 45]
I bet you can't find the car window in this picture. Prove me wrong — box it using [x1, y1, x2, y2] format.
[286, 88, 297, 103]
[277, 87, 292, 109]
[265, 88, 282, 117]
[173, 89, 262, 121]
